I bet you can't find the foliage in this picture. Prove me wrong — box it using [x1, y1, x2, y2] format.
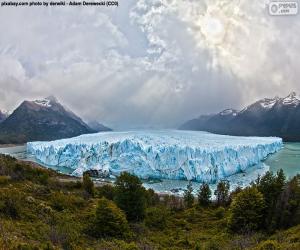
[0, 155, 299, 250]
[214, 207, 226, 219]
[0, 154, 51, 184]
[255, 170, 286, 231]
[114, 172, 146, 221]
[197, 182, 212, 207]
[214, 180, 230, 207]
[0, 190, 21, 219]
[82, 172, 94, 197]
[144, 188, 160, 207]
[184, 181, 194, 208]
[274, 174, 300, 229]
[228, 187, 265, 232]
[144, 206, 168, 230]
[87, 197, 130, 239]
[96, 184, 116, 200]
[50, 191, 85, 211]
[256, 240, 280, 250]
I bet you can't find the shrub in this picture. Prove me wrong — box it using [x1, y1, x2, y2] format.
[228, 187, 265, 232]
[50, 191, 85, 211]
[197, 183, 211, 207]
[215, 207, 225, 219]
[274, 174, 300, 229]
[255, 170, 286, 230]
[0, 175, 11, 185]
[114, 172, 146, 221]
[0, 190, 21, 219]
[96, 184, 116, 200]
[145, 188, 160, 207]
[214, 180, 230, 207]
[184, 181, 194, 208]
[145, 207, 168, 230]
[87, 197, 130, 238]
[204, 240, 222, 250]
[257, 240, 280, 250]
[82, 173, 94, 197]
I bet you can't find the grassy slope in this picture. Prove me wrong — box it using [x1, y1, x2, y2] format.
[0, 155, 299, 250]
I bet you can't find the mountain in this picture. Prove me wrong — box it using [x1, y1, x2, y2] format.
[87, 120, 112, 132]
[180, 92, 300, 141]
[0, 96, 96, 144]
[0, 110, 9, 123]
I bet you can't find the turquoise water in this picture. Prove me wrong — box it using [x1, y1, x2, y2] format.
[265, 143, 300, 178]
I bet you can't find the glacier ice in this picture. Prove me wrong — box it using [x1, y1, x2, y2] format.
[27, 130, 283, 183]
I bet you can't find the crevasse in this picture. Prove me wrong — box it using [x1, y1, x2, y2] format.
[27, 130, 283, 183]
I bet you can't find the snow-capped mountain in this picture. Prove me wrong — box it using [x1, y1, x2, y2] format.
[180, 92, 300, 141]
[0, 96, 102, 144]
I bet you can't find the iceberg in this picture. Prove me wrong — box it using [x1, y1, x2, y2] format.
[27, 130, 282, 183]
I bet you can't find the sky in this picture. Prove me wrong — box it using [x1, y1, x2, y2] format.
[0, 0, 299, 129]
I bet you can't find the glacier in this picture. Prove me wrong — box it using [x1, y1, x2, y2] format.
[27, 130, 283, 183]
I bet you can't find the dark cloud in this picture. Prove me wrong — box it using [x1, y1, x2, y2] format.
[0, 0, 299, 129]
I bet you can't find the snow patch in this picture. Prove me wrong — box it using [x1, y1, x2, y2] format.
[260, 98, 278, 109]
[282, 92, 300, 106]
[33, 99, 52, 107]
[220, 109, 237, 116]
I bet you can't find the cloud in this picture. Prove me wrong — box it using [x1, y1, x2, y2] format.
[0, 0, 299, 128]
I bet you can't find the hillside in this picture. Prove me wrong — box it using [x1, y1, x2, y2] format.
[0, 154, 299, 249]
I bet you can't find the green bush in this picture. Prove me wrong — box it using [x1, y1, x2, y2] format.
[214, 180, 230, 207]
[184, 181, 194, 208]
[0, 175, 11, 185]
[114, 172, 146, 221]
[50, 191, 85, 211]
[0, 154, 51, 184]
[87, 197, 130, 239]
[257, 240, 280, 250]
[228, 187, 265, 232]
[82, 173, 95, 197]
[145, 207, 168, 230]
[0, 190, 21, 219]
[145, 188, 160, 207]
[96, 184, 116, 200]
[215, 207, 225, 219]
[204, 240, 222, 250]
[197, 183, 212, 207]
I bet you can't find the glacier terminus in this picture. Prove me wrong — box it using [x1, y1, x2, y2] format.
[27, 130, 283, 183]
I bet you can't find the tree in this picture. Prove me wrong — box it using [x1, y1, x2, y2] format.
[214, 180, 230, 206]
[82, 172, 94, 197]
[197, 183, 211, 207]
[88, 197, 130, 238]
[114, 172, 146, 221]
[229, 187, 265, 232]
[256, 170, 286, 230]
[274, 174, 300, 229]
[184, 181, 194, 208]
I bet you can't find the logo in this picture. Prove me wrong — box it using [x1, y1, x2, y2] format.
[269, 1, 298, 15]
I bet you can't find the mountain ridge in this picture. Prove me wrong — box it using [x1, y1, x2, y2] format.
[180, 92, 300, 141]
[0, 96, 110, 144]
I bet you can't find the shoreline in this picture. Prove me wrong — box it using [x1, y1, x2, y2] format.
[0, 143, 25, 148]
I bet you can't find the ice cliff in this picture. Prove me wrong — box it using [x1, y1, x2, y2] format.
[27, 130, 283, 183]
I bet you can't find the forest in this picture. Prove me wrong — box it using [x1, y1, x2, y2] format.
[0, 154, 299, 249]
